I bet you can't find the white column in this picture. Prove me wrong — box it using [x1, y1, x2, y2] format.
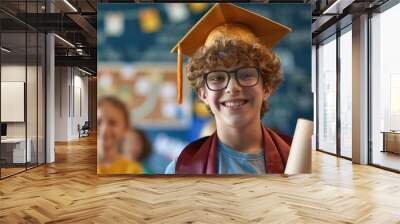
[46, 33, 55, 163]
[45, 0, 55, 163]
[352, 14, 369, 164]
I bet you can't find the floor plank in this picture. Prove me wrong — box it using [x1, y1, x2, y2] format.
[1, 135, 400, 223]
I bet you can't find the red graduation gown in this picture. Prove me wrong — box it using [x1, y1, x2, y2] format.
[175, 126, 291, 174]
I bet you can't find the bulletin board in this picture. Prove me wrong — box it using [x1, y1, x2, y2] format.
[98, 63, 192, 129]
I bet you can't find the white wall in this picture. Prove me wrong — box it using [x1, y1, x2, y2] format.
[54, 67, 89, 141]
[55, 67, 69, 141]
[72, 73, 89, 138]
[1, 64, 46, 164]
[1, 65, 37, 138]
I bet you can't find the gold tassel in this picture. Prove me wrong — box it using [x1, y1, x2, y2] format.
[177, 45, 183, 104]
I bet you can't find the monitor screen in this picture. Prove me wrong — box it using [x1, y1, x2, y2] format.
[1, 123, 7, 137]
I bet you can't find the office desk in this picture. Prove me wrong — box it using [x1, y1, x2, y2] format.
[1, 138, 31, 163]
[381, 131, 400, 154]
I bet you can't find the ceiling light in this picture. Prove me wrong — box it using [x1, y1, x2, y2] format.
[1, 47, 11, 53]
[322, 0, 355, 15]
[54, 34, 75, 48]
[63, 0, 78, 12]
[78, 67, 93, 76]
[323, 0, 342, 15]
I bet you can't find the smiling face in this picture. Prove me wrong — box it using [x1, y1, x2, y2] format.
[186, 38, 283, 119]
[198, 64, 271, 129]
[98, 99, 129, 152]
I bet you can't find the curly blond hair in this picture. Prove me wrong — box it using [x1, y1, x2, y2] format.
[186, 38, 283, 117]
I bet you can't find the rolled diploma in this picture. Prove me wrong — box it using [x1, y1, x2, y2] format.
[284, 118, 313, 175]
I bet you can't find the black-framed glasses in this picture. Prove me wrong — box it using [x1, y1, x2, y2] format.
[204, 66, 260, 91]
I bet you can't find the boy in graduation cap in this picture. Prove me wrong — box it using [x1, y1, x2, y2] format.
[165, 3, 292, 174]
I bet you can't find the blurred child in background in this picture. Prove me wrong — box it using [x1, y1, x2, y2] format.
[97, 96, 143, 174]
[123, 127, 152, 173]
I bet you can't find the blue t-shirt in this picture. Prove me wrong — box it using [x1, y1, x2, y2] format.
[165, 140, 266, 174]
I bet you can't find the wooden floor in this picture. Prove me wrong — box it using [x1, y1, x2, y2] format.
[1, 167, 26, 178]
[1, 136, 400, 223]
[1, 163, 44, 178]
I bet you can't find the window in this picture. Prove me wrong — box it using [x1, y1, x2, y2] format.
[0, 1, 46, 179]
[371, 2, 400, 171]
[317, 35, 337, 154]
[339, 27, 352, 158]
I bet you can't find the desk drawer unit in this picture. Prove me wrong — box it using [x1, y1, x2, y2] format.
[383, 132, 400, 154]
[1, 139, 32, 164]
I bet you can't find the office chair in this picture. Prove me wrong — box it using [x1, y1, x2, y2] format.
[79, 121, 90, 138]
